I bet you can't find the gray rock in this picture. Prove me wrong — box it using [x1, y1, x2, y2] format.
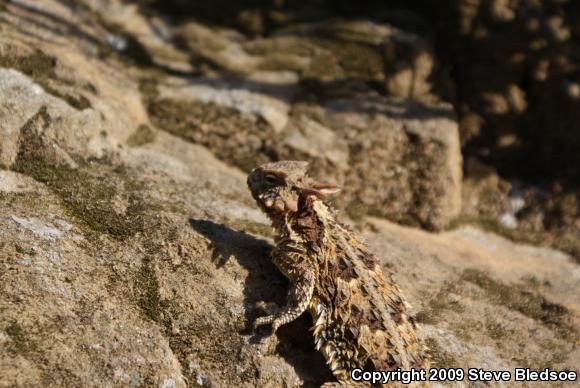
[324, 95, 462, 230]
[0, 1, 577, 387]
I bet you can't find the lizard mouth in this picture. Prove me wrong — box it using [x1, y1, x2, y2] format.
[259, 193, 298, 214]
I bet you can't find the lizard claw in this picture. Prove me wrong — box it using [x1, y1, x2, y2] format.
[253, 315, 276, 331]
[253, 316, 283, 335]
[252, 302, 280, 331]
[271, 319, 282, 333]
[254, 301, 279, 315]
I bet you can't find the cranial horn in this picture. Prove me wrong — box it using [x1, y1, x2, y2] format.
[310, 180, 341, 196]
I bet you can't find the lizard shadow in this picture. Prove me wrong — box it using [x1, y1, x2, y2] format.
[189, 218, 334, 387]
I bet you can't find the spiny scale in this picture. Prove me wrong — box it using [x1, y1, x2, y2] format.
[247, 161, 430, 386]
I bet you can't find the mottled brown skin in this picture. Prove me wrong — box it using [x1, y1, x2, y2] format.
[247, 161, 429, 386]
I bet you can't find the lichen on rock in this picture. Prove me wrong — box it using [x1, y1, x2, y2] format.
[0, 0, 578, 387]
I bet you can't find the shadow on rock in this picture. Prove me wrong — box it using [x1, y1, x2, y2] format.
[188, 218, 286, 336]
[188, 218, 333, 386]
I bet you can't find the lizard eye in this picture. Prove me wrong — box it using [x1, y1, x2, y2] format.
[264, 174, 279, 185]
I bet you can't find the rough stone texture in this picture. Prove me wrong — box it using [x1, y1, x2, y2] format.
[0, 1, 578, 387]
[146, 19, 463, 230]
[146, 87, 462, 230]
[432, 0, 580, 183]
[367, 220, 579, 375]
[458, 157, 580, 264]
[426, 0, 580, 259]
[322, 96, 462, 230]
[382, 28, 436, 101]
[135, 0, 580, 258]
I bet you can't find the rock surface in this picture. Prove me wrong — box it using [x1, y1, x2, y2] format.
[149, 18, 462, 230]
[0, 1, 578, 387]
[419, 0, 580, 263]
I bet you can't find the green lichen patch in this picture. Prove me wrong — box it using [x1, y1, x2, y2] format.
[344, 201, 367, 224]
[169, 316, 256, 385]
[424, 337, 459, 369]
[553, 235, 580, 264]
[310, 39, 384, 80]
[61, 93, 91, 110]
[415, 283, 464, 325]
[0, 50, 57, 84]
[0, 50, 92, 111]
[449, 215, 545, 247]
[14, 241, 37, 256]
[4, 320, 82, 385]
[246, 36, 383, 82]
[14, 161, 145, 240]
[127, 124, 157, 147]
[138, 75, 161, 102]
[461, 269, 576, 340]
[226, 218, 274, 238]
[129, 234, 258, 385]
[147, 97, 274, 171]
[484, 317, 511, 341]
[136, 254, 162, 322]
[449, 213, 580, 264]
[12, 108, 146, 241]
[0, 191, 46, 213]
[6, 321, 38, 355]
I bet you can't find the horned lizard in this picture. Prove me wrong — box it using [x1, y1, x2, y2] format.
[247, 161, 429, 386]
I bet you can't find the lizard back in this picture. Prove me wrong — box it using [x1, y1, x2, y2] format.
[289, 194, 429, 383]
[246, 160, 430, 386]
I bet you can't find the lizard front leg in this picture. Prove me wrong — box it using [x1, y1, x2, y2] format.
[253, 249, 316, 333]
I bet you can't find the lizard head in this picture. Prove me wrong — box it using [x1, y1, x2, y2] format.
[247, 160, 339, 217]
